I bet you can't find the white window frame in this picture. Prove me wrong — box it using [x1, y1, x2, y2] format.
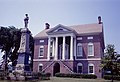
[87, 36, 93, 39]
[38, 63, 43, 72]
[88, 63, 94, 74]
[77, 63, 83, 74]
[77, 43, 83, 57]
[88, 42, 94, 56]
[77, 37, 82, 40]
[40, 40, 44, 43]
[50, 45, 53, 57]
[39, 46, 44, 57]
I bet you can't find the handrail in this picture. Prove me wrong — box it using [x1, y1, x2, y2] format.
[60, 60, 74, 73]
[41, 60, 54, 72]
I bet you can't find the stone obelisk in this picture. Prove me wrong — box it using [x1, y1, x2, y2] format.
[15, 14, 31, 73]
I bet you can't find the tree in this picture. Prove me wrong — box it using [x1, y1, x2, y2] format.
[0, 26, 34, 71]
[101, 44, 120, 75]
[0, 26, 20, 71]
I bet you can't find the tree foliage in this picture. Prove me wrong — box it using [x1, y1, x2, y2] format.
[101, 44, 120, 75]
[0, 26, 34, 71]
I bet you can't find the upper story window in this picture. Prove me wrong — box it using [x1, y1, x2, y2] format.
[88, 42, 94, 56]
[77, 43, 83, 57]
[39, 46, 44, 57]
[40, 40, 44, 43]
[77, 37, 82, 40]
[87, 36, 93, 40]
[77, 63, 83, 74]
[88, 63, 94, 74]
[38, 63, 43, 72]
[50, 45, 53, 57]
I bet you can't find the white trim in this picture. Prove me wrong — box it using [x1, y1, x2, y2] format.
[88, 63, 94, 74]
[75, 58, 101, 61]
[48, 33, 76, 38]
[77, 63, 83, 74]
[33, 59, 48, 61]
[54, 28, 68, 32]
[88, 42, 94, 56]
[39, 46, 44, 57]
[39, 63, 43, 66]
[38, 63, 43, 72]
[33, 58, 101, 61]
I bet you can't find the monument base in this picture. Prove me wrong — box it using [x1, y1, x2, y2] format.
[15, 52, 30, 74]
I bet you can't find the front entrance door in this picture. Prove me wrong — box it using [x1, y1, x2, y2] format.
[59, 44, 69, 59]
[53, 63, 60, 76]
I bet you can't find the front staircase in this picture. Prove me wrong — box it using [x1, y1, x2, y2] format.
[41, 61, 55, 72]
[41, 60, 74, 73]
[60, 60, 74, 73]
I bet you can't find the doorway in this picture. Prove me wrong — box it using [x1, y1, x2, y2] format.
[53, 63, 60, 76]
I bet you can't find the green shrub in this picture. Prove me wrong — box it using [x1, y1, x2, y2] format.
[55, 73, 97, 79]
[81, 74, 97, 79]
[103, 75, 120, 80]
[46, 73, 51, 77]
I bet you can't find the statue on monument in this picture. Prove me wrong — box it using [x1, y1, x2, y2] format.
[24, 14, 29, 28]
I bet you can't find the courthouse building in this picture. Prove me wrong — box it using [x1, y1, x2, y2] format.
[33, 16, 105, 78]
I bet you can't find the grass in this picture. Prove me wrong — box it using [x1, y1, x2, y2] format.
[0, 77, 119, 82]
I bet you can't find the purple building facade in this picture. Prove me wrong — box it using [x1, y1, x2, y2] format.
[33, 17, 105, 78]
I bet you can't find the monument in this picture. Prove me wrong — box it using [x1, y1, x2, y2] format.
[15, 14, 31, 73]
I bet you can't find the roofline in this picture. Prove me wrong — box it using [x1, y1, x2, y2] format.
[76, 32, 102, 36]
[34, 36, 48, 39]
[46, 24, 77, 35]
[34, 32, 102, 39]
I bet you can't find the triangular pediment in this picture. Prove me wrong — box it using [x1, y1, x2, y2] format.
[47, 24, 75, 35]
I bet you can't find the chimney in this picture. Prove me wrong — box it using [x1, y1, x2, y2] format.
[98, 16, 102, 24]
[45, 23, 50, 29]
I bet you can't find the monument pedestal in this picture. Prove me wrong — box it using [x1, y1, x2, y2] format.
[15, 27, 31, 74]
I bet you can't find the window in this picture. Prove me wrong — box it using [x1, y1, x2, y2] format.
[77, 37, 82, 40]
[39, 46, 44, 57]
[40, 40, 44, 43]
[88, 43, 94, 56]
[50, 45, 53, 57]
[88, 64, 94, 74]
[87, 36, 93, 39]
[77, 63, 83, 74]
[38, 64, 43, 72]
[77, 43, 83, 56]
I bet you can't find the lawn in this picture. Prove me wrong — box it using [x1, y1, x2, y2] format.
[46, 77, 119, 82]
[0, 77, 119, 82]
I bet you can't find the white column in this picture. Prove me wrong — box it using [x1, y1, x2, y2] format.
[55, 37, 58, 60]
[70, 36, 73, 60]
[52, 38, 55, 58]
[62, 36, 65, 60]
[74, 37, 76, 60]
[47, 37, 51, 60]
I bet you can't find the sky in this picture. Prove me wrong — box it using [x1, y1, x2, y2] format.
[0, 0, 120, 58]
